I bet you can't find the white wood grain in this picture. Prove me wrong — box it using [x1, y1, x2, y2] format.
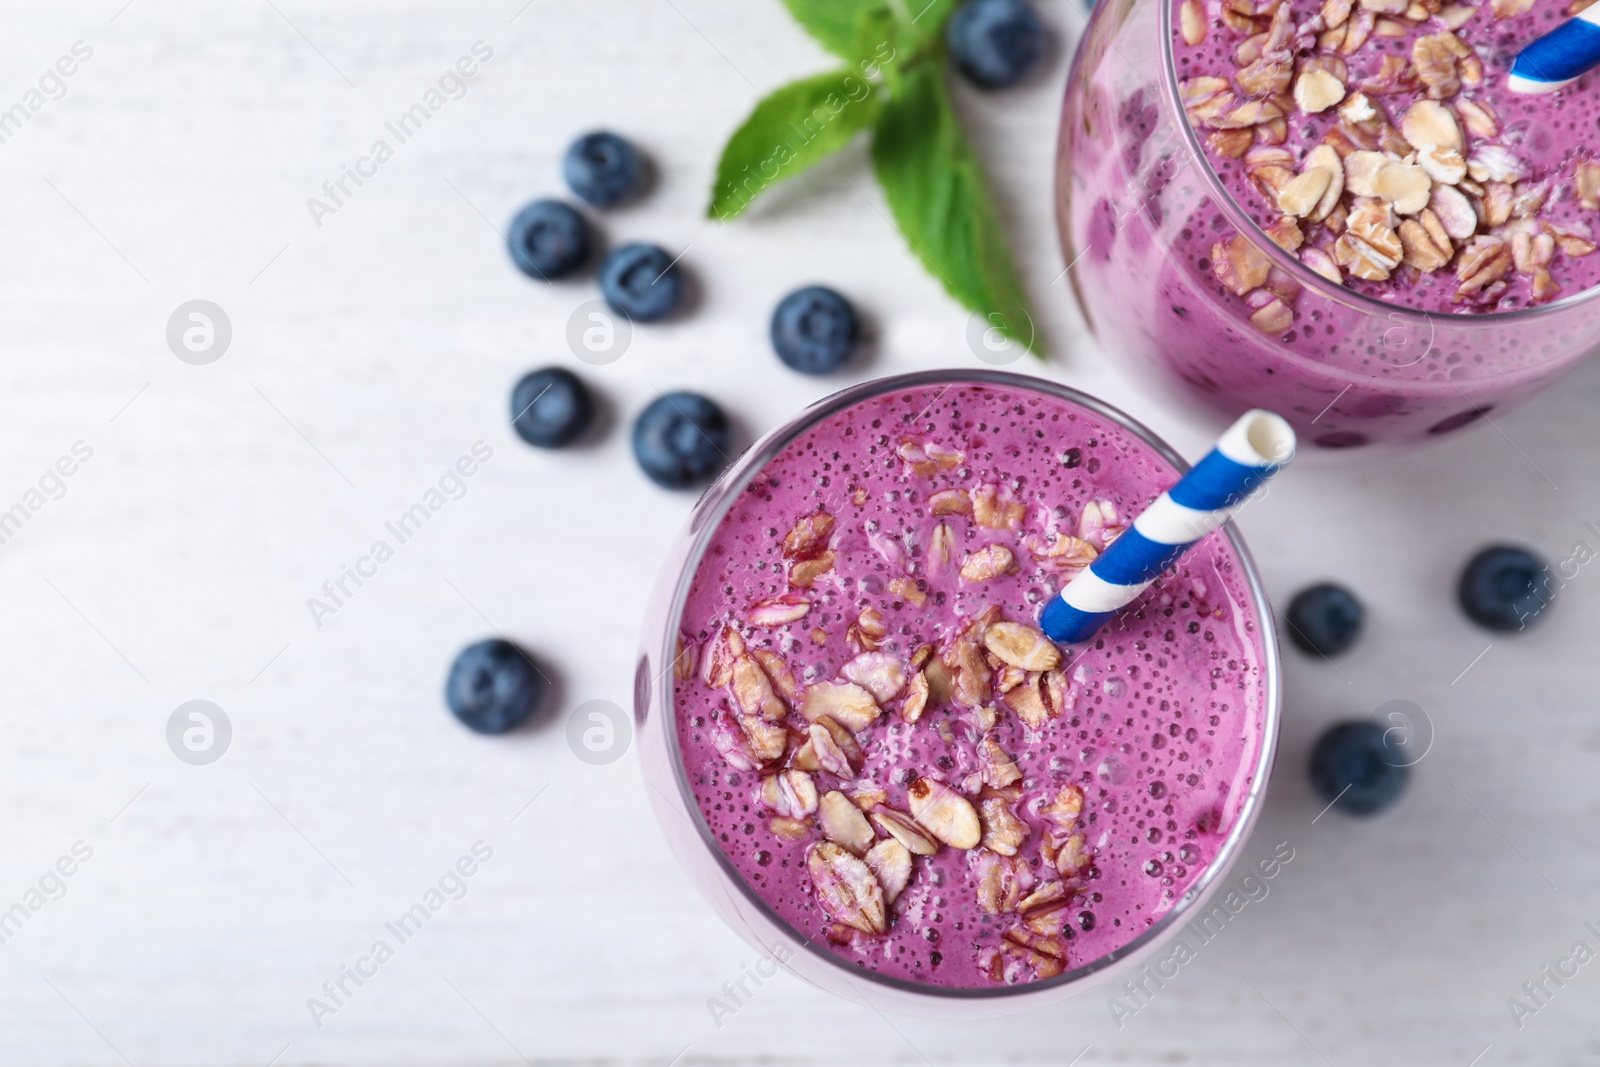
[2, 1, 1598, 1063]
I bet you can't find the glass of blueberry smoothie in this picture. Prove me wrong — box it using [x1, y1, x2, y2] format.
[635, 370, 1281, 1012]
[1058, 0, 1600, 450]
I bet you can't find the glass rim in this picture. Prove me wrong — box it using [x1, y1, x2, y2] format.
[652, 368, 1283, 1001]
[1155, 0, 1600, 326]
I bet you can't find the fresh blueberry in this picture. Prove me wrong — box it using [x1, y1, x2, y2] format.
[1309, 720, 1409, 816]
[506, 199, 589, 280]
[564, 131, 643, 208]
[445, 639, 547, 735]
[632, 392, 731, 488]
[771, 286, 859, 375]
[511, 367, 593, 449]
[1458, 544, 1552, 632]
[1285, 583, 1364, 657]
[599, 243, 683, 322]
[947, 0, 1045, 89]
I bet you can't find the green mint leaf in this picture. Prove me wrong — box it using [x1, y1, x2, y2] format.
[870, 60, 1042, 357]
[780, 0, 891, 59]
[708, 69, 884, 221]
[847, 1, 953, 89]
[852, 5, 918, 92]
[888, 0, 961, 40]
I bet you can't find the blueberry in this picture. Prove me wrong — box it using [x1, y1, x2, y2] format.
[1308, 721, 1408, 816]
[632, 392, 731, 488]
[1285, 583, 1364, 657]
[445, 639, 547, 735]
[511, 367, 593, 449]
[599, 243, 683, 322]
[771, 286, 859, 375]
[1458, 544, 1552, 632]
[506, 199, 589, 280]
[947, 0, 1045, 89]
[564, 131, 643, 208]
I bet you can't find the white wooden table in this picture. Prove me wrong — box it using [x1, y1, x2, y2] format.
[4, 1, 1598, 1063]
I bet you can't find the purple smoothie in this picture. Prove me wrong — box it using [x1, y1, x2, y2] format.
[670, 382, 1269, 990]
[1175, 0, 1600, 311]
[1059, 0, 1600, 448]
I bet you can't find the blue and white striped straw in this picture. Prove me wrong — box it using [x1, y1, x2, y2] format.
[1508, 3, 1600, 93]
[1038, 410, 1296, 644]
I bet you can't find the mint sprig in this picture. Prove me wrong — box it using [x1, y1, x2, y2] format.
[779, 0, 889, 58]
[871, 62, 1034, 357]
[708, 0, 1043, 358]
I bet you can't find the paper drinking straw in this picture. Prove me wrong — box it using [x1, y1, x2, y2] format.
[1038, 410, 1296, 644]
[1508, 4, 1600, 93]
